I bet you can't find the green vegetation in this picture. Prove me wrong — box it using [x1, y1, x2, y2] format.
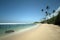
[40, 16, 56, 24]
[33, 22, 40, 24]
[40, 11, 60, 26]
[41, 5, 55, 23]
[34, 5, 60, 26]
[55, 11, 60, 25]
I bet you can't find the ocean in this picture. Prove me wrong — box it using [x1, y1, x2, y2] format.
[0, 24, 36, 37]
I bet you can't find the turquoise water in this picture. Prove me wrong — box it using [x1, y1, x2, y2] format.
[0, 24, 35, 37]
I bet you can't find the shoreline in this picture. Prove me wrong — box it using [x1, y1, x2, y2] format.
[0, 23, 60, 40]
[0, 23, 40, 39]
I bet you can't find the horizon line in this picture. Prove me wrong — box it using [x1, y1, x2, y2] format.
[0, 23, 32, 24]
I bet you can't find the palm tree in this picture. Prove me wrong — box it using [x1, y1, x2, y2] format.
[48, 13, 51, 18]
[52, 10, 55, 17]
[53, 10, 55, 13]
[43, 17, 46, 23]
[45, 11, 48, 23]
[45, 11, 48, 16]
[46, 6, 48, 9]
[41, 5, 50, 23]
[45, 5, 50, 23]
[41, 9, 44, 12]
[52, 10, 55, 21]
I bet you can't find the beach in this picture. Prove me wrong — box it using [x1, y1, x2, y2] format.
[0, 23, 60, 40]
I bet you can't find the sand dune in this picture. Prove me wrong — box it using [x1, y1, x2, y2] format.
[0, 24, 60, 40]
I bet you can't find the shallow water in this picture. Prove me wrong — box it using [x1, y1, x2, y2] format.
[0, 24, 35, 37]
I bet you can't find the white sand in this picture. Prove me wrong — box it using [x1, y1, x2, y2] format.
[0, 24, 60, 40]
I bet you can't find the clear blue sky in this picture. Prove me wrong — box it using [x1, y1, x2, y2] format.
[0, 0, 60, 23]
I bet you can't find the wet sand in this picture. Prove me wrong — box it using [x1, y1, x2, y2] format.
[0, 24, 60, 40]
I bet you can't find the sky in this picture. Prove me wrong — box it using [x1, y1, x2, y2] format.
[0, 0, 60, 23]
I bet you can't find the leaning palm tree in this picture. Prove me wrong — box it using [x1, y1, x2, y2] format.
[45, 11, 48, 15]
[41, 5, 50, 23]
[46, 6, 50, 11]
[45, 5, 50, 23]
[52, 10, 55, 22]
[41, 9, 44, 12]
[52, 10, 55, 17]
[45, 11, 48, 23]
[43, 17, 46, 23]
[49, 13, 51, 16]
[53, 10, 55, 13]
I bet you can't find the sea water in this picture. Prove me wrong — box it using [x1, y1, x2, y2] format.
[0, 24, 35, 37]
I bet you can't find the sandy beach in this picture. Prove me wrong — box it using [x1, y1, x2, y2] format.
[0, 23, 60, 40]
